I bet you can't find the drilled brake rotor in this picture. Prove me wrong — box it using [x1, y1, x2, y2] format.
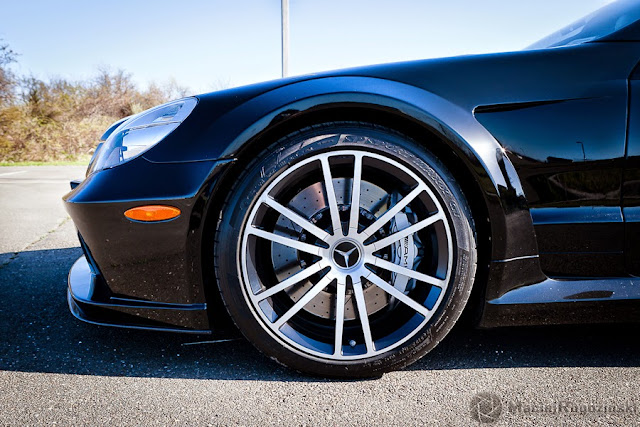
[272, 179, 394, 320]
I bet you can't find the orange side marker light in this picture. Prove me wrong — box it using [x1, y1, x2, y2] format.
[124, 205, 181, 222]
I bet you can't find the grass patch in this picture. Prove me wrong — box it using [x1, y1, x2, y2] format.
[0, 158, 89, 166]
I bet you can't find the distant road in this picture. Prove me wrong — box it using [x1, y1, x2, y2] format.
[0, 165, 85, 266]
[0, 166, 639, 425]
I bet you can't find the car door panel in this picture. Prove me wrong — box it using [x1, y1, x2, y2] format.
[475, 94, 627, 277]
[623, 65, 640, 275]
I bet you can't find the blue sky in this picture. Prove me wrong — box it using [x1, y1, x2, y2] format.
[0, 0, 611, 94]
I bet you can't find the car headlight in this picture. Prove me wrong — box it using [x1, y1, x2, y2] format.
[89, 97, 198, 173]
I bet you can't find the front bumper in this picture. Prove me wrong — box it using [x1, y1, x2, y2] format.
[67, 255, 210, 333]
[63, 156, 236, 333]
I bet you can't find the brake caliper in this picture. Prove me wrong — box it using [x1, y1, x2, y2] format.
[389, 200, 423, 295]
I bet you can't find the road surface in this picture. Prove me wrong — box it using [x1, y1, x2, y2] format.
[0, 166, 638, 425]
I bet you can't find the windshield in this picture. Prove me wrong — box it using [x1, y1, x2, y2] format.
[527, 0, 640, 49]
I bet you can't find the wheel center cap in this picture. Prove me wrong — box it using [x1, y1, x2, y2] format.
[332, 241, 361, 269]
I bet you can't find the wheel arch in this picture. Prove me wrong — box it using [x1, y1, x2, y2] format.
[215, 77, 536, 260]
[202, 77, 540, 326]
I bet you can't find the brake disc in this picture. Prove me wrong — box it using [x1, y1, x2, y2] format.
[272, 179, 390, 320]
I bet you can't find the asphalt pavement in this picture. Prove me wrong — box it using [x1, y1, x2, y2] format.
[0, 166, 639, 425]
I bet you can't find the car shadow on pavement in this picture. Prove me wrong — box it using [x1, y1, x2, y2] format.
[1, 247, 639, 382]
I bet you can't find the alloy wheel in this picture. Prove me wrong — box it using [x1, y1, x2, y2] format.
[240, 150, 454, 360]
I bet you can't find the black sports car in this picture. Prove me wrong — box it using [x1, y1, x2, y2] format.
[64, 0, 640, 377]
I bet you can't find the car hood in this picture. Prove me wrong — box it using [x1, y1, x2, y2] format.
[198, 41, 640, 113]
[147, 42, 640, 164]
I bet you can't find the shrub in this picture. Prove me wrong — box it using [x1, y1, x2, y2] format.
[0, 41, 191, 162]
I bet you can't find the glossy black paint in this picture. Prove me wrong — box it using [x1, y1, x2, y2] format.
[64, 17, 640, 332]
[624, 63, 640, 276]
[68, 257, 209, 333]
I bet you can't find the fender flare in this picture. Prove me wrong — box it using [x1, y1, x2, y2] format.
[205, 76, 542, 300]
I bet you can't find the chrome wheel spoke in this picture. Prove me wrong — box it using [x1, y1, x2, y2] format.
[254, 261, 327, 301]
[248, 227, 324, 256]
[262, 196, 330, 242]
[360, 185, 424, 238]
[369, 257, 446, 287]
[365, 272, 431, 317]
[348, 154, 363, 235]
[320, 157, 342, 235]
[333, 280, 347, 356]
[274, 274, 333, 329]
[353, 281, 375, 354]
[369, 212, 444, 251]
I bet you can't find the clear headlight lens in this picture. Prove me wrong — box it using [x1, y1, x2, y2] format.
[89, 97, 198, 173]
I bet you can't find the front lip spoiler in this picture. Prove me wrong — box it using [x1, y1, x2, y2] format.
[67, 256, 211, 334]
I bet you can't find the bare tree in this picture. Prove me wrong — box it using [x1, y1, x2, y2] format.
[0, 41, 17, 106]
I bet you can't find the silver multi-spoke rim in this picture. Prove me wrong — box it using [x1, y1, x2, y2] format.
[240, 150, 453, 361]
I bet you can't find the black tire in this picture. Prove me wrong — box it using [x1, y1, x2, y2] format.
[214, 122, 477, 377]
